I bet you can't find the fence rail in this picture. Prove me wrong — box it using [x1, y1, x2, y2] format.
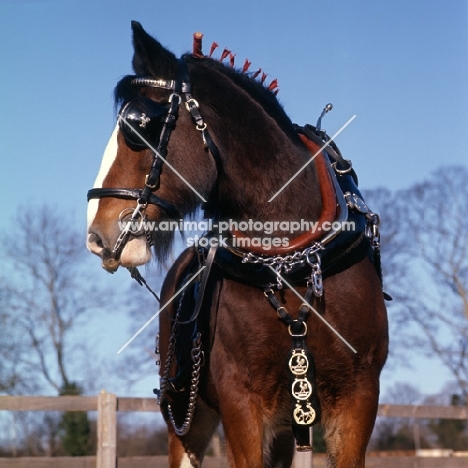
[377, 403, 468, 419]
[0, 393, 467, 468]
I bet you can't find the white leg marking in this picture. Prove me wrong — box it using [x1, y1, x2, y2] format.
[180, 452, 195, 467]
[87, 124, 119, 230]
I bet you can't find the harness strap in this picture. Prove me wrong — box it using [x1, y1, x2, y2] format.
[139, 60, 188, 202]
[263, 280, 320, 451]
[142, 96, 179, 192]
[176, 245, 218, 325]
[87, 187, 181, 220]
[173, 60, 224, 216]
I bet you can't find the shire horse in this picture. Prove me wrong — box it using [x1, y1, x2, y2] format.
[87, 22, 388, 468]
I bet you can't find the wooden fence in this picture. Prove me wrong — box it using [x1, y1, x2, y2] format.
[0, 392, 467, 468]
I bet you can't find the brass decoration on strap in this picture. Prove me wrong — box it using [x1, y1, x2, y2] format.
[292, 378, 313, 401]
[289, 349, 309, 376]
[289, 348, 317, 426]
[293, 402, 316, 426]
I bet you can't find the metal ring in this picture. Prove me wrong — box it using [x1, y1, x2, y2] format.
[331, 160, 353, 174]
[306, 249, 321, 267]
[118, 207, 145, 236]
[118, 207, 140, 223]
[288, 321, 308, 337]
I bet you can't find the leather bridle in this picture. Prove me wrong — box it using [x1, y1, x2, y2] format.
[87, 58, 222, 259]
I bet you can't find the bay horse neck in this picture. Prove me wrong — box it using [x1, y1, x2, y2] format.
[186, 57, 323, 224]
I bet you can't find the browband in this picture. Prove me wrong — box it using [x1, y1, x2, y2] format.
[131, 75, 191, 93]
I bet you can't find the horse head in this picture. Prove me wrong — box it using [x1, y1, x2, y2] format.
[87, 22, 326, 272]
[87, 22, 220, 271]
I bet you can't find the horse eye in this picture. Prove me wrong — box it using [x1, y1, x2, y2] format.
[119, 97, 169, 150]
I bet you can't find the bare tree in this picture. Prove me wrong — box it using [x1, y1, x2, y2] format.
[363, 187, 414, 366]
[367, 166, 468, 396]
[400, 166, 468, 396]
[0, 205, 120, 394]
[0, 288, 25, 392]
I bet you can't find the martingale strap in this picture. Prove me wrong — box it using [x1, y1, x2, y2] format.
[263, 283, 321, 451]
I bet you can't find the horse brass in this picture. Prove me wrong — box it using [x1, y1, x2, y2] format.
[293, 403, 316, 425]
[291, 378, 313, 400]
[289, 349, 309, 375]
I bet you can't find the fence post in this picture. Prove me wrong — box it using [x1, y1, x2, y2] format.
[96, 390, 117, 468]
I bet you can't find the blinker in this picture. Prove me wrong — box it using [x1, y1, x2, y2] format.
[119, 97, 169, 150]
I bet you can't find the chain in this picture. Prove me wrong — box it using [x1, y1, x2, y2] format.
[167, 332, 203, 436]
[158, 275, 203, 436]
[242, 243, 323, 275]
[157, 293, 183, 406]
[365, 212, 380, 250]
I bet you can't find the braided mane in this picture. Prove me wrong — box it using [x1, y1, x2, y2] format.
[183, 53, 299, 141]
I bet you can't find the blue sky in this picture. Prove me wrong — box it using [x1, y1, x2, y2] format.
[1, 0, 467, 397]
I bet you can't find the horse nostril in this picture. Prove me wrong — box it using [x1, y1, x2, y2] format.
[88, 232, 104, 248]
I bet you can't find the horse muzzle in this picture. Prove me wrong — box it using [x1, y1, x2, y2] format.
[87, 230, 151, 272]
[87, 232, 120, 272]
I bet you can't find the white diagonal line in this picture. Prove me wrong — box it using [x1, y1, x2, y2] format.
[119, 115, 207, 202]
[267, 266, 357, 353]
[268, 115, 356, 202]
[117, 266, 206, 354]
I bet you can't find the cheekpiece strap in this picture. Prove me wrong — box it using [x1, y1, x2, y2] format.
[141, 60, 190, 196]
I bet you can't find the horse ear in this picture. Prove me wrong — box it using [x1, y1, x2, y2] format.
[131, 21, 177, 76]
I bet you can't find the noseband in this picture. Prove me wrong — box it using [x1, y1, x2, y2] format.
[87, 59, 221, 259]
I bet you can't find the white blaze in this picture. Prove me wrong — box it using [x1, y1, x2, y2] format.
[87, 124, 119, 229]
